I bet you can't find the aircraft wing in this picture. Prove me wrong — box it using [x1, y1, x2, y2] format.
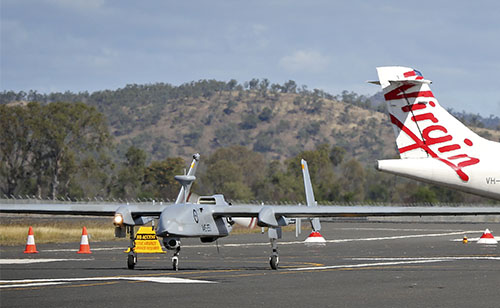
[213, 205, 500, 227]
[0, 202, 169, 217]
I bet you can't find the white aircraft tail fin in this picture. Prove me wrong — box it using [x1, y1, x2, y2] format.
[375, 66, 486, 182]
[373, 67, 500, 200]
[175, 153, 200, 204]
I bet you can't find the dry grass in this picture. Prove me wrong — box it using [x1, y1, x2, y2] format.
[0, 216, 306, 246]
[0, 225, 116, 246]
[0, 217, 117, 246]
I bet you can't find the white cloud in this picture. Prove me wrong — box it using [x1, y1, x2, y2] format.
[279, 50, 330, 73]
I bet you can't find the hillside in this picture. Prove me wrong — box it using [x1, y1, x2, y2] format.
[2, 81, 500, 204]
[119, 91, 397, 164]
[2, 82, 499, 165]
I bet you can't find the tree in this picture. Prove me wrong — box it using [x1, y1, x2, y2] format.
[258, 107, 273, 122]
[286, 144, 337, 201]
[214, 123, 242, 147]
[409, 186, 437, 203]
[270, 83, 281, 93]
[200, 146, 265, 199]
[37, 102, 111, 199]
[142, 157, 186, 200]
[239, 113, 259, 130]
[282, 80, 297, 93]
[340, 158, 365, 201]
[329, 146, 346, 166]
[258, 161, 303, 202]
[201, 159, 244, 196]
[226, 79, 238, 91]
[0, 105, 33, 196]
[248, 78, 259, 90]
[259, 79, 270, 92]
[71, 154, 114, 199]
[0, 102, 111, 199]
[114, 146, 147, 199]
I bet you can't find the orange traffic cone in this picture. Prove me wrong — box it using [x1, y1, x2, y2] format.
[477, 229, 498, 244]
[24, 226, 39, 253]
[77, 227, 92, 254]
[304, 231, 326, 244]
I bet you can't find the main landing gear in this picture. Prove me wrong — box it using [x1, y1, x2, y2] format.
[268, 228, 281, 270]
[127, 226, 137, 270]
[125, 226, 181, 271]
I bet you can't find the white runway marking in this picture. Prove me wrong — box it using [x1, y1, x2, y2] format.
[0, 259, 92, 264]
[289, 259, 450, 271]
[0, 275, 215, 288]
[192, 230, 483, 248]
[43, 247, 123, 252]
[450, 237, 498, 242]
[324, 231, 481, 243]
[289, 255, 500, 271]
[332, 227, 474, 232]
[348, 256, 500, 261]
[129, 277, 215, 284]
[1, 282, 70, 288]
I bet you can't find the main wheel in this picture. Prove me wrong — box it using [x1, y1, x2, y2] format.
[269, 255, 279, 270]
[127, 254, 136, 269]
[172, 256, 179, 271]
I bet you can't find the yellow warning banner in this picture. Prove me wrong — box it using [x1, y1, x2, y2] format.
[124, 226, 165, 253]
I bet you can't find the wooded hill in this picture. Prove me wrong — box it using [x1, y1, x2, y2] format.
[1, 80, 499, 204]
[2, 81, 498, 164]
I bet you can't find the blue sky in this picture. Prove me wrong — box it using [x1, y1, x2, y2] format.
[1, 0, 499, 116]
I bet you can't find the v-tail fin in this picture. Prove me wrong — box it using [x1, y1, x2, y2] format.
[175, 153, 200, 204]
[301, 159, 321, 231]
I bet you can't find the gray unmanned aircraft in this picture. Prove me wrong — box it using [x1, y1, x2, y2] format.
[1, 153, 500, 270]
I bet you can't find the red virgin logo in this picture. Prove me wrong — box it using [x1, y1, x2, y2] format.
[384, 82, 480, 182]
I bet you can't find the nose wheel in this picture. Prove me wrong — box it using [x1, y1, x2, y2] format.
[127, 252, 137, 269]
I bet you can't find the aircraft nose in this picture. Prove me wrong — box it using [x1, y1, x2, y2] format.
[157, 207, 183, 237]
[156, 212, 170, 237]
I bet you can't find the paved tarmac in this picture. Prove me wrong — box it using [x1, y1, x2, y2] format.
[1, 221, 499, 308]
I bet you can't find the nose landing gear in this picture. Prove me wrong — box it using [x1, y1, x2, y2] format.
[172, 246, 181, 271]
[126, 226, 137, 269]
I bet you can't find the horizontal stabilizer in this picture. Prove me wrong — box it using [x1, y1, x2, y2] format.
[174, 175, 196, 186]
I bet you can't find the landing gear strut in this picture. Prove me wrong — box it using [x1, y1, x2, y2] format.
[127, 226, 137, 270]
[172, 246, 181, 271]
[268, 228, 281, 270]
